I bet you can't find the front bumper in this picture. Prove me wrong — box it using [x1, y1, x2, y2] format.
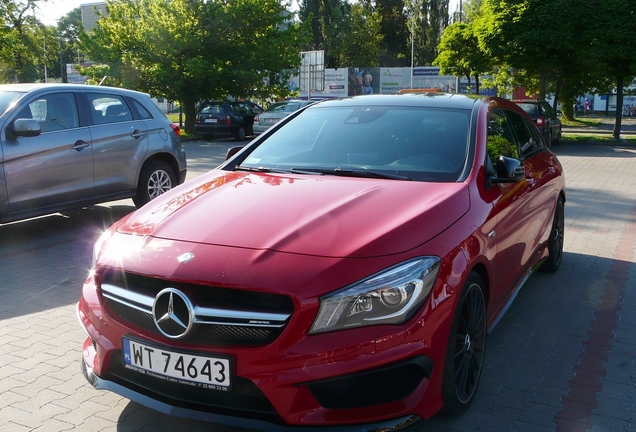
[80, 353, 421, 431]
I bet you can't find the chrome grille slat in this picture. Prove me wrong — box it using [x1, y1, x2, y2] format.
[100, 271, 293, 346]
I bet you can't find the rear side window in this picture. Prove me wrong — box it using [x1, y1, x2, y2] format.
[88, 93, 133, 124]
[506, 110, 543, 157]
[131, 99, 153, 120]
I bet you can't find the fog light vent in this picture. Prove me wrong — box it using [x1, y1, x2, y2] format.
[306, 355, 433, 410]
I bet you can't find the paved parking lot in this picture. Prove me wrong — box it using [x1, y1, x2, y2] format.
[1, 139, 635, 432]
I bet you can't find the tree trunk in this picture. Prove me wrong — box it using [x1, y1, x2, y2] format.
[613, 76, 624, 140]
[182, 98, 197, 135]
[474, 74, 480, 95]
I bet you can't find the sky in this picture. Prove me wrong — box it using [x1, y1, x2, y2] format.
[35, 0, 88, 26]
[36, 0, 463, 28]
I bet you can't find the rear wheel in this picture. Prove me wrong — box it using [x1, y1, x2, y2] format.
[235, 127, 246, 141]
[540, 198, 565, 272]
[133, 160, 176, 208]
[441, 272, 487, 416]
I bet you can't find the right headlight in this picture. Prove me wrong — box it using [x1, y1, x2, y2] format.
[309, 257, 440, 334]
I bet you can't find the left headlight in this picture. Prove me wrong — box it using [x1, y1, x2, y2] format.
[309, 257, 440, 334]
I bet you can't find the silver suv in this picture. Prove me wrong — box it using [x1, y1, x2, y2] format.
[0, 84, 187, 224]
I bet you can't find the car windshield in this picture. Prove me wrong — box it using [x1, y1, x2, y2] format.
[0, 91, 25, 117]
[239, 105, 470, 182]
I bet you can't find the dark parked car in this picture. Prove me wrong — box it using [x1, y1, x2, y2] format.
[0, 83, 187, 224]
[194, 101, 263, 140]
[78, 93, 565, 430]
[513, 99, 562, 146]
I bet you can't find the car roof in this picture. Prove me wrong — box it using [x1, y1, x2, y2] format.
[309, 93, 481, 110]
[0, 83, 150, 98]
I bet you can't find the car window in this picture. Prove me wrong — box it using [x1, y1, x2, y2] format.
[240, 106, 470, 182]
[539, 101, 556, 117]
[201, 104, 223, 114]
[515, 102, 539, 117]
[131, 99, 153, 120]
[88, 93, 133, 124]
[0, 91, 24, 116]
[25, 93, 80, 132]
[487, 109, 520, 166]
[526, 116, 548, 149]
[506, 110, 542, 157]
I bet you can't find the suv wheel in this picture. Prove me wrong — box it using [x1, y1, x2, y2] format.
[235, 127, 246, 141]
[133, 160, 176, 207]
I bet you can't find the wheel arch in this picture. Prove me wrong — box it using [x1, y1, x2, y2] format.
[138, 152, 180, 185]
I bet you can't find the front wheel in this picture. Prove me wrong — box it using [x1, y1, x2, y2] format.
[441, 273, 487, 416]
[133, 160, 176, 208]
[540, 197, 565, 272]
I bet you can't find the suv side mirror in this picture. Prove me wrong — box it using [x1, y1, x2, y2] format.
[490, 156, 525, 184]
[8, 118, 41, 139]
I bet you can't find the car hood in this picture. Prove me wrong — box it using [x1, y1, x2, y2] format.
[117, 170, 470, 258]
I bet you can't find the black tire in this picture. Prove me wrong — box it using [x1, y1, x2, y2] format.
[540, 197, 565, 272]
[546, 132, 552, 148]
[441, 273, 487, 416]
[235, 127, 246, 141]
[133, 160, 176, 208]
[554, 130, 562, 146]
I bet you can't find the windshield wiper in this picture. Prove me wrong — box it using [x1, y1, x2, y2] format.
[235, 165, 293, 174]
[291, 167, 411, 181]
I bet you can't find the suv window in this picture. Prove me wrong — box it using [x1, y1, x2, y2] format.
[89, 94, 133, 124]
[24, 92, 80, 132]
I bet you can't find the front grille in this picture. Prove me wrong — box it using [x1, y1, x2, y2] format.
[108, 351, 283, 423]
[100, 270, 294, 346]
[306, 356, 434, 410]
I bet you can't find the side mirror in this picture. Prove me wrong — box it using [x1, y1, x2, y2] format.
[226, 146, 244, 160]
[9, 118, 41, 138]
[490, 156, 524, 184]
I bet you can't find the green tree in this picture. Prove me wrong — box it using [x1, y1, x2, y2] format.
[408, 0, 450, 66]
[82, 0, 307, 133]
[0, 0, 47, 82]
[475, 0, 595, 106]
[328, 2, 383, 66]
[434, 22, 490, 94]
[298, 0, 348, 68]
[55, 7, 83, 82]
[374, 0, 410, 66]
[592, 0, 636, 138]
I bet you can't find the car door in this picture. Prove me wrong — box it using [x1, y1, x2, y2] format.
[485, 108, 539, 314]
[2, 91, 94, 213]
[85, 92, 149, 196]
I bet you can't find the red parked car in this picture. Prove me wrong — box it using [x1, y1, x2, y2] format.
[78, 93, 565, 430]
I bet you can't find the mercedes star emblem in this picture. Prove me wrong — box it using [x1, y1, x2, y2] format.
[152, 288, 194, 339]
[177, 252, 195, 263]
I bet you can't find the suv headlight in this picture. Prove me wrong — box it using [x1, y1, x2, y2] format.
[309, 257, 440, 334]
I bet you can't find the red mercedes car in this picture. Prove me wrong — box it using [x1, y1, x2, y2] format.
[78, 93, 565, 430]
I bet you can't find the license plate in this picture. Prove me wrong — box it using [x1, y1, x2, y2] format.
[264, 118, 279, 124]
[122, 337, 231, 390]
[204, 118, 217, 123]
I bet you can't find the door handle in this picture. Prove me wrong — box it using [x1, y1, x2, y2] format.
[72, 141, 90, 151]
[131, 130, 145, 139]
